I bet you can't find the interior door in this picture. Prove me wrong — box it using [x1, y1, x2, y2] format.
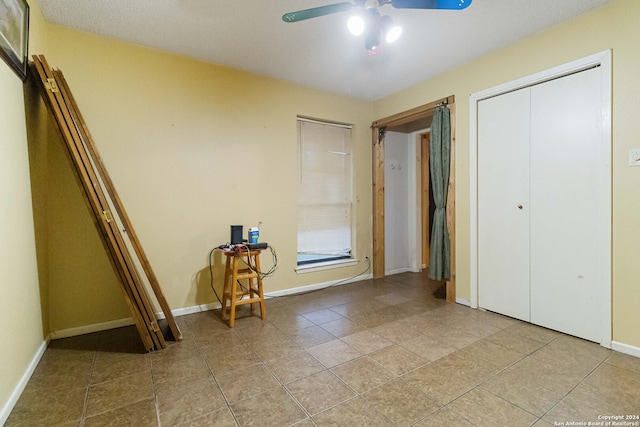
[529, 67, 603, 342]
[477, 88, 531, 321]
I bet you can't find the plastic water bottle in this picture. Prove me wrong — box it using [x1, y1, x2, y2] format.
[249, 227, 259, 243]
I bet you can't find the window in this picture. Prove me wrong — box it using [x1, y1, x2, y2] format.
[297, 118, 353, 266]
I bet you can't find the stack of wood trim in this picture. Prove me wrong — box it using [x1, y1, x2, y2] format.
[30, 55, 181, 351]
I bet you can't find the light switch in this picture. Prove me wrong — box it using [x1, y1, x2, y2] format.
[629, 148, 640, 167]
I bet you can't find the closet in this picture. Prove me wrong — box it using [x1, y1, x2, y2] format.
[477, 65, 608, 343]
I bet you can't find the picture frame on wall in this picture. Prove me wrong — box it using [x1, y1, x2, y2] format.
[0, 0, 29, 81]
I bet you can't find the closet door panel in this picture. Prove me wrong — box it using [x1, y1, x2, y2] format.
[529, 67, 603, 342]
[477, 88, 531, 321]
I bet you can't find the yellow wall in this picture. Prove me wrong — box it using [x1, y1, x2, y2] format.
[42, 24, 374, 332]
[0, 0, 47, 417]
[0, 64, 43, 422]
[374, 0, 640, 348]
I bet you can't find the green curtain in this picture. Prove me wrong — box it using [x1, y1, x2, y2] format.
[428, 105, 451, 281]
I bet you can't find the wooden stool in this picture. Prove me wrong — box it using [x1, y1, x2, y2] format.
[220, 249, 266, 327]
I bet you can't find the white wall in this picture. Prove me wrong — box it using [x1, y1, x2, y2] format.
[384, 131, 412, 274]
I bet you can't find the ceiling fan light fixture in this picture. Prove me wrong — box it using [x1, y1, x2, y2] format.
[365, 29, 381, 55]
[364, 0, 380, 10]
[282, 0, 471, 54]
[380, 15, 402, 43]
[347, 15, 365, 35]
[366, 44, 383, 56]
[386, 25, 402, 43]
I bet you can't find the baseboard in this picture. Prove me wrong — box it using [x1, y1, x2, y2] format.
[50, 304, 225, 338]
[167, 302, 221, 318]
[456, 297, 471, 306]
[384, 267, 413, 276]
[611, 341, 640, 358]
[265, 273, 373, 298]
[50, 317, 136, 339]
[49, 273, 373, 338]
[0, 339, 48, 426]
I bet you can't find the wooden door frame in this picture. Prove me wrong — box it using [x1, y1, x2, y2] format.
[372, 96, 456, 302]
[420, 132, 430, 269]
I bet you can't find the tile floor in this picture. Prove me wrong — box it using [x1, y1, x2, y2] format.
[6, 272, 640, 426]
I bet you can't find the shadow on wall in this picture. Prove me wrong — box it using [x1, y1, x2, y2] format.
[23, 74, 51, 336]
[194, 249, 225, 307]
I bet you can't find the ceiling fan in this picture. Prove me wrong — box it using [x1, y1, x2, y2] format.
[282, 0, 472, 55]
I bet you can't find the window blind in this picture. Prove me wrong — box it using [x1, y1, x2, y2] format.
[297, 119, 352, 257]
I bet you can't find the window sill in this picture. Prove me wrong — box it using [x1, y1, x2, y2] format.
[295, 258, 358, 274]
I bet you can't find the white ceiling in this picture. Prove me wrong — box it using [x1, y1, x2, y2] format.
[37, 0, 612, 101]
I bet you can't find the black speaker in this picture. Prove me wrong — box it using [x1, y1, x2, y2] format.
[230, 225, 243, 244]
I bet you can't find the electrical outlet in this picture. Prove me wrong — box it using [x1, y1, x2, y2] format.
[630, 148, 640, 167]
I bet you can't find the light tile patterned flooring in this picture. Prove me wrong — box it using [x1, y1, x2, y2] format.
[7, 272, 640, 426]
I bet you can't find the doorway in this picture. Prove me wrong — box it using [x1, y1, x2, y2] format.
[382, 129, 428, 276]
[372, 96, 456, 302]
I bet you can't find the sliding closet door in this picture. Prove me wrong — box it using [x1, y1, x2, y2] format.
[529, 67, 603, 342]
[477, 88, 531, 322]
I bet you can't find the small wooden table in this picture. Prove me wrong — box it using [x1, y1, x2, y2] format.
[220, 248, 266, 327]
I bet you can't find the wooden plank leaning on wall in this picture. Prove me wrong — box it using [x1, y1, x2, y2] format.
[30, 55, 181, 351]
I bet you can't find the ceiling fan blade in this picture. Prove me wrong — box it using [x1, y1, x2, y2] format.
[282, 2, 354, 23]
[391, 0, 472, 10]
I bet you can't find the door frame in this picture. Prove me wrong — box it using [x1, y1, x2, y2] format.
[469, 50, 612, 347]
[372, 96, 456, 302]
[420, 131, 431, 270]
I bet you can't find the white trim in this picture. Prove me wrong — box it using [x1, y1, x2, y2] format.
[295, 257, 359, 274]
[49, 272, 372, 338]
[612, 341, 640, 358]
[50, 305, 226, 338]
[385, 267, 413, 276]
[166, 302, 221, 317]
[469, 88, 479, 308]
[265, 272, 372, 298]
[469, 51, 609, 103]
[296, 116, 352, 129]
[598, 50, 613, 349]
[0, 340, 48, 426]
[456, 297, 471, 306]
[50, 317, 135, 339]
[469, 49, 612, 346]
